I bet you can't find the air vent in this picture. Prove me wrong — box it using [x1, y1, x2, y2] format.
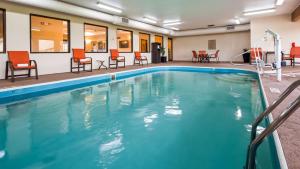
[121, 17, 129, 24]
[226, 25, 235, 30]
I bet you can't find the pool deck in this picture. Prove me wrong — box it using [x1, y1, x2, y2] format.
[0, 61, 299, 169]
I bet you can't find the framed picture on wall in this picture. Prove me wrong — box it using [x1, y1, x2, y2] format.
[119, 40, 129, 48]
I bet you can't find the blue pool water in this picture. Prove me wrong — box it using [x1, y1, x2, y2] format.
[0, 70, 280, 169]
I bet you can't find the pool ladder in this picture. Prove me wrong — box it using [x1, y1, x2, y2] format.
[245, 80, 300, 169]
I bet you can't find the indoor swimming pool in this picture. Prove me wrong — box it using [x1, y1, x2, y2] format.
[0, 67, 280, 169]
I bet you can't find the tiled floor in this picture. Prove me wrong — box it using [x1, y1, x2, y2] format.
[0, 61, 299, 168]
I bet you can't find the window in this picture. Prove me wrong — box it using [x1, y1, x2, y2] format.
[208, 40, 216, 50]
[117, 29, 133, 53]
[30, 14, 70, 53]
[0, 9, 5, 53]
[155, 35, 163, 47]
[139, 33, 150, 53]
[84, 23, 108, 53]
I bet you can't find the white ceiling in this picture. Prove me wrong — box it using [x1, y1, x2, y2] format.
[60, 0, 300, 30]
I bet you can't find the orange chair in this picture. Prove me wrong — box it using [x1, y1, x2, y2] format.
[250, 48, 263, 63]
[5, 51, 38, 82]
[199, 50, 209, 63]
[71, 49, 92, 73]
[109, 49, 125, 69]
[209, 50, 220, 63]
[192, 50, 199, 62]
[134, 52, 148, 66]
[283, 42, 300, 67]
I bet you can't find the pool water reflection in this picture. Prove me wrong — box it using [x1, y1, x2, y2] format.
[0, 71, 279, 169]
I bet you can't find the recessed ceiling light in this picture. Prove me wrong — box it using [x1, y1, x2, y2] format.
[143, 17, 157, 24]
[276, 0, 284, 6]
[243, 8, 276, 16]
[97, 2, 122, 13]
[163, 22, 183, 27]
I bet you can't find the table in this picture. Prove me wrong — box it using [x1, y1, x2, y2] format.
[96, 60, 107, 70]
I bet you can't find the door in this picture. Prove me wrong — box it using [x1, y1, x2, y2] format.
[168, 38, 173, 61]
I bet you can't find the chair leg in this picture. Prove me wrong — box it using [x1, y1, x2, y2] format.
[5, 62, 9, 80]
[77, 63, 80, 73]
[35, 68, 38, 80]
[11, 70, 15, 82]
[28, 69, 31, 77]
[70, 59, 73, 73]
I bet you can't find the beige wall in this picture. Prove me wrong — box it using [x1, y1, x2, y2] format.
[251, 14, 300, 64]
[173, 31, 251, 62]
[0, 1, 169, 79]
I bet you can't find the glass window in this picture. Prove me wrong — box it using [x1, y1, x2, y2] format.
[0, 9, 5, 53]
[139, 33, 150, 53]
[84, 23, 108, 53]
[117, 29, 133, 53]
[155, 35, 163, 47]
[31, 14, 70, 53]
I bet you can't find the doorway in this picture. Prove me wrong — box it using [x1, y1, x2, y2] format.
[168, 38, 173, 61]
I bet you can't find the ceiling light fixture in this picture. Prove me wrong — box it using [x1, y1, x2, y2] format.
[234, 19, 240, 24]
[170, 27, 180, 31]
[97, 2, 122, 13]
[163, 22, 183, 26]
[143, 17, 157, 24]
[31, 28, 41, 31]
[85, 32, 95, 36]
[163, 20, 181, 24]
[243, 8, 276, 16]
[276, 0, 284, 6]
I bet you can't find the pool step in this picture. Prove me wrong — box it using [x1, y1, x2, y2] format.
[215, 74, 257, 83]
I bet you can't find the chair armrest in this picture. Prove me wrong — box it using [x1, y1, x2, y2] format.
[30, 60, 38, 66]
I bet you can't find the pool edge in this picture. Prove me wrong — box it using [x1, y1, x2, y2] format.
[257, 73, 288, 169]
[0, 65, 288, 169]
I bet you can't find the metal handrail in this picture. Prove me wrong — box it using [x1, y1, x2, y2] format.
[245, 80, 300, 169]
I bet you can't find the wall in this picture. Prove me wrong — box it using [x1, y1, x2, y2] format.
[251, 14, 300, 63]
[173, 31, 251, 62]
[0, 1, 169, 79]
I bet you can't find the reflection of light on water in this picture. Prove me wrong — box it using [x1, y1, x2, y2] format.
[144, 113, 158, 127]
[164, 98, 182, 116]
[229, 87, 241, 98]
[85, 95, 94, 104]
[245, 124, 265, 134]
[84, 111, 92, 129]
[99, 130, 124, 166]
[235, 107, 242, 120]
[120, 97, 131, 106]
[0, 150, 5, 159]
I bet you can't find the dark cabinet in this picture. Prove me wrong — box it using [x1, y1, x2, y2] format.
[151, 43, 161, 63]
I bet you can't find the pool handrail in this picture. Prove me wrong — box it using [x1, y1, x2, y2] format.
[245, 80, 300, 169]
